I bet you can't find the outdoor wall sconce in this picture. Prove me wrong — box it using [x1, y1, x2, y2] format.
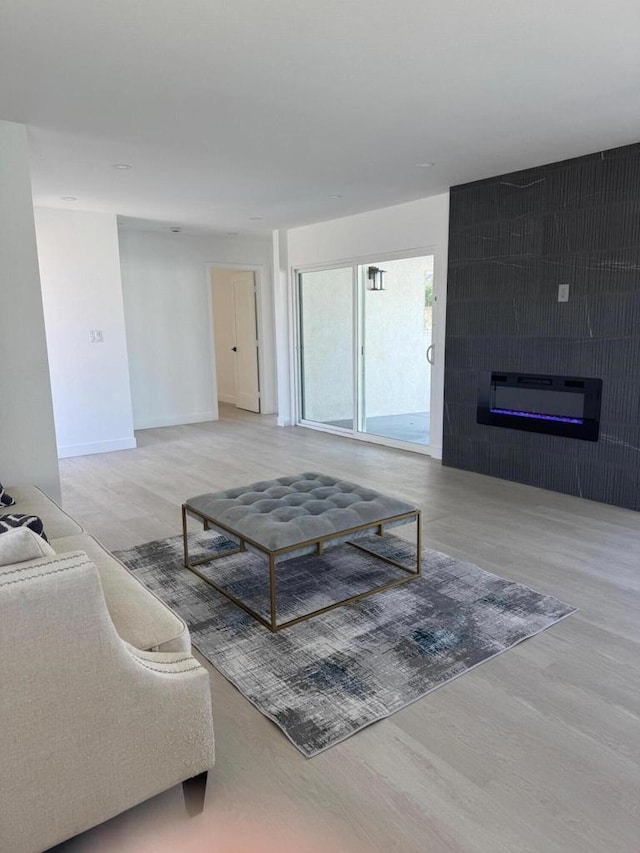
[368, 266, 386, 290]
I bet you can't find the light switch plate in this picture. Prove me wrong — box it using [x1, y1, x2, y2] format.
[558, 284, 570, 303]
[89, 330, 104, 343]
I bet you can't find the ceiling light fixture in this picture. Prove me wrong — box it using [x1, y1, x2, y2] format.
[61, 196, 78, 201]
[329, 194, 342, 199]
[227, 232, 239, 237]
[249, 216, 263, 221]
[112, 163, 132, 170]
[170, 226, 181, 233]
[417, 162, 435, 168]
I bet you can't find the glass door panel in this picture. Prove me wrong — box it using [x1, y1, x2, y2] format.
[298, 267, 354, 429]
[359, 256, 434, 446]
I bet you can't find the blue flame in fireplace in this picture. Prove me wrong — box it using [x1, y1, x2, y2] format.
[490, 408, 584, 425]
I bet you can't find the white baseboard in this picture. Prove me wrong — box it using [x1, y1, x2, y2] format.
[277, 415, 293, 427]
[217, 394, 237, 405]
[134, 411, 218, 430]
[57, 436, 138, 459]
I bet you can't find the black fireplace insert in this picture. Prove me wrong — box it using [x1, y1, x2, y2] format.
[477, 371, 602, 441]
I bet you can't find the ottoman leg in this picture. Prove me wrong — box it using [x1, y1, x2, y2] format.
[269, 553, 278, 631]
[182, 504, 190, 568]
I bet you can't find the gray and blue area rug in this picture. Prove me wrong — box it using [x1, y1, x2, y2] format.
[115, 532, 576, 757]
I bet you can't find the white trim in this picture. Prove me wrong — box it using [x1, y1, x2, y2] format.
[290, 267, 302, 428]
[287, 261, 298, 429]
[217, 393, 237, 405]
[57, 437, 137, 459]
[134, 411, 216, 430]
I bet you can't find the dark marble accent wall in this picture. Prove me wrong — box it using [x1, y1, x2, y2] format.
[443, 143, 640, 510]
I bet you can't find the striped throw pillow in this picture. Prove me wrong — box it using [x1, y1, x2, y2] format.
[0, 482, 16, 508]
[0, 514, 48, 542]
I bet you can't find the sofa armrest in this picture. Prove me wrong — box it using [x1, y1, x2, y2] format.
[0, 551, 214, 853]
[50, 533, 192, 653]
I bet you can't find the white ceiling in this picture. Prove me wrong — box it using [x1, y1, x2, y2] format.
[2, 0, 640, 235]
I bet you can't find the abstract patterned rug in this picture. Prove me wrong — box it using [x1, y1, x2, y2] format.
[115, 531, 576, 757]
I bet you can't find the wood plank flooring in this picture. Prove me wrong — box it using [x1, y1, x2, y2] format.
[55, 406, 640, 853]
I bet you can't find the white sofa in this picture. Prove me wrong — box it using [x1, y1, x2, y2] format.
[0, 486, 215, 853]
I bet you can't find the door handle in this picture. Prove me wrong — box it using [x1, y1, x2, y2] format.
[426, 344, 434, 365]
[231, 346, 237, 352]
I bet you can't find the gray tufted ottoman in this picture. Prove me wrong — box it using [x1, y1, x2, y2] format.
[182, 472, 421, 631]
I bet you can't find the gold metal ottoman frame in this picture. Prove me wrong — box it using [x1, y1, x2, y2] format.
[182, 503, 422, 632]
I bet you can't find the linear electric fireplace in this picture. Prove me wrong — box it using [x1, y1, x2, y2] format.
[477, 372, 602, 441]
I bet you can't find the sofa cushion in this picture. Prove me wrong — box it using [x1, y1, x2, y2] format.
[50, 533, 190, 654]
[0, 513, 49, 541]
[0, 527, 56, 565]
[7, 485, 83, 538]
[0, 482, 16, 508]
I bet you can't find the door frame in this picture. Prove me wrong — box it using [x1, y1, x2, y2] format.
[292, 245, 444, 458]
[205, 262, 274, 415]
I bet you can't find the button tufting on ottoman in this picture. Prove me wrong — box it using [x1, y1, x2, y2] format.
[182, 473, 421, 632]
[186, 472, 415, 553]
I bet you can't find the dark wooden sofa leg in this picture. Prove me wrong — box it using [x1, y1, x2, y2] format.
[182, 771, 208, 816]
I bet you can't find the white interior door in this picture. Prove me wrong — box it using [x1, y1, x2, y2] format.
[232, 272, 261, 412]
[211, 274, 237, 405]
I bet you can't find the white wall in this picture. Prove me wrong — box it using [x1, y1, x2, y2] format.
[0, 121, 60, 499]
[282, 193, 450, 456]
[34, 208, 137, 458]
[119, 229, 275, 429]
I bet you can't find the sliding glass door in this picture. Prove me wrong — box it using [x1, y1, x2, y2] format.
[297, 254, 437, 452]
[298, 266, 354, 429]
[361, 256, 433, 446]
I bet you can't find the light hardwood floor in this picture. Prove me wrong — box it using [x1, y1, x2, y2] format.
[55, 406, 640, 853]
